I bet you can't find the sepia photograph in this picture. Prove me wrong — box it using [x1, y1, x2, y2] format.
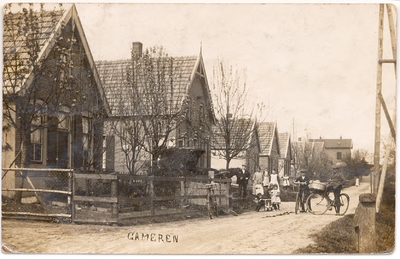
[1, 0, 397, 255]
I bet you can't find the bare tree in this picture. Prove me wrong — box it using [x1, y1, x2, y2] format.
[106, 46, 192, 175]
[3, 3, 65, 169]
[291, 141, 331, 179]
[210, 60, 265, 169]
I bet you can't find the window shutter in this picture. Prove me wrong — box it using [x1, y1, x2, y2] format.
[73, 114, 83, 169]
[105, 135, 115, 172]
[47, 116, 58, 166]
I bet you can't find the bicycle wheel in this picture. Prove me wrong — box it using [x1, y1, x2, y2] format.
[207, 193, 213, 219]
[295, 193, 300, 214]
[337, 193, 350, 215]
[307, 193, 329, 215]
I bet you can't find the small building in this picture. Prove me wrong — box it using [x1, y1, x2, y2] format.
[277, 132, 292, 178]
[258, 122, 281, 175]
[210, 119, 259, 169]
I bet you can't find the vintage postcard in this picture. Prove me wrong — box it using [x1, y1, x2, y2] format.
[1, 1, 396, 255]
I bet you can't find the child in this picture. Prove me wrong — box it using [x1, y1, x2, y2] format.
[270, 170, 280, 190]
[254, 193, 265, 212]
[254, 182, 264, 196]
[269, 184, 281, 210]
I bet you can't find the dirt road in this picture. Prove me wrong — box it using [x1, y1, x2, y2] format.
[2, 181, 369, 254]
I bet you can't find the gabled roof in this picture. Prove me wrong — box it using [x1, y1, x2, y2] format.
[3, 4, 110, 114]
[309, 138, 353, 149]
[96, 51, 214, 120]
[258, 121, 279, 156]
[278, 132, 291, 159]
[96, 56, 196, 116]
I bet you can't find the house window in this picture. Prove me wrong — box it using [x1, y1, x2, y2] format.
[337, 152, 342, 160]
[30, 108, 45, 162]
[30, 129, 42, 162]
[58, 113, 69, 130]
[102, 136, 106, 170]
[57, 111, 70, 168]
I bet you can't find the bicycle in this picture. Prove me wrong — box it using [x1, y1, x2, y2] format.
[293, 181, 309, 214]
[306, 182, 350, 215]
[205, 183, 219, 219]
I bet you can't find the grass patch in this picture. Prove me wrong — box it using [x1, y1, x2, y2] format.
[294, 214, 357, 254]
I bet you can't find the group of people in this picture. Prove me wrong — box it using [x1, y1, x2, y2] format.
[249, 163, 349, 215]
[252, 167, 282, 212]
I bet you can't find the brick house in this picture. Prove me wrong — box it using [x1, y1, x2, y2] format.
[96, 43, 215, 174]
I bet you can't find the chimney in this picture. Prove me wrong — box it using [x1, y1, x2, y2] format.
[132, 42, 143, 60]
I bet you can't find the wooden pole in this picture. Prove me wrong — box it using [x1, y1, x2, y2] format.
[375, 3, 397, 213]
[373, 4, 385, 194]
[386, 4, 397, 75]
[376, 140, 394, 213]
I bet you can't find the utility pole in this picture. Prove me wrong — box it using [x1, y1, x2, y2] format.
[355, 3, 397, 254]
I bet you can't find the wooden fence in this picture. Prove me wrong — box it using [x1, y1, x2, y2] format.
[73, 172, 231, 224]
[2, 168, 73, 220]
[2, 169, 231, 223]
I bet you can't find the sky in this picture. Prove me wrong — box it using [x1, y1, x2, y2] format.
[2, 1, 398, 159]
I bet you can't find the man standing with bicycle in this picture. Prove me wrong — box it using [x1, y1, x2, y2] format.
[294, 170, 310, 212]
[327, 163, 349, 215]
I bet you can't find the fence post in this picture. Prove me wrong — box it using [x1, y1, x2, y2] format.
[180, 177, 185, 208]
[228, 181, 233, 209]
[68, 170, 73, 221]
[354, 193, 377, 253]
[225, 180, 230, 209]
[111, 174, 118, 219]
[150, 176, 155, 216]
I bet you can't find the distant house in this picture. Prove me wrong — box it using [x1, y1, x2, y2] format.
[277, 133, 292, 177]
[309, 137, 353, 164]
[258, 122, 281, 175]
[2, 4, 109, 171]
[96, 43, 215, 174]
